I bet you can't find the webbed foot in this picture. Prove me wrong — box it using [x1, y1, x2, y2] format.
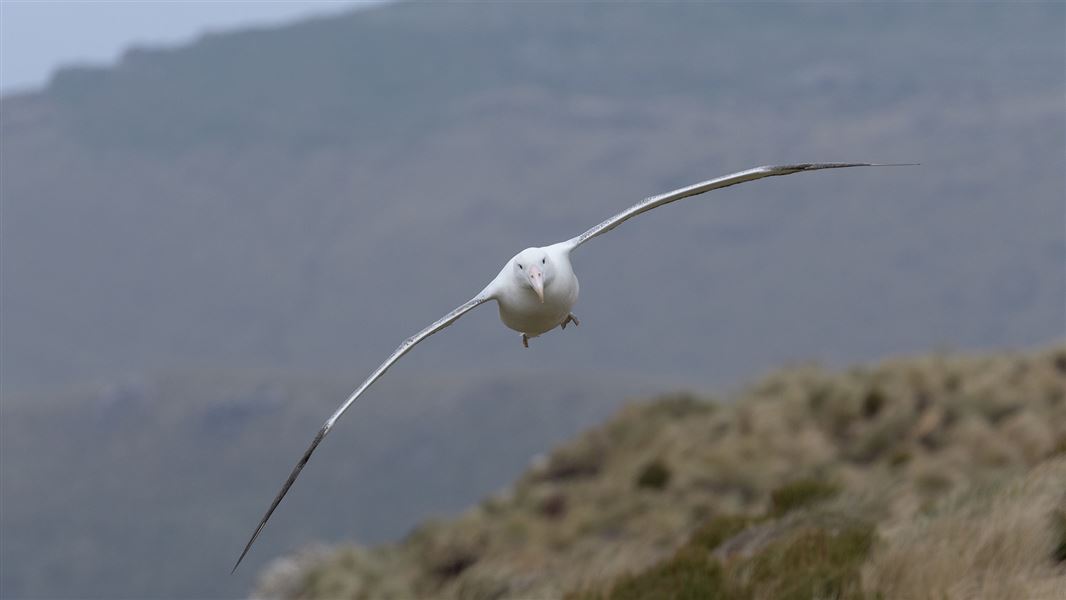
[561, 314, 580, 330]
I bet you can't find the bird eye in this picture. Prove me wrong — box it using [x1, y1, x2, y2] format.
[541, 258, 546, 264]
[517, 264, 523, 269]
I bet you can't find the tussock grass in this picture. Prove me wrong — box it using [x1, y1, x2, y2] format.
[864, 458, 1066, 600]
[254, 347, 1066, 599]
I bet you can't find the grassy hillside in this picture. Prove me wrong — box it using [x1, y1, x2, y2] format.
[255, 347, 1066, 599]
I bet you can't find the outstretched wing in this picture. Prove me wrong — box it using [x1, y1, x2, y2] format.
[231, 292, 494, 573]
[565, 163, 913, 250]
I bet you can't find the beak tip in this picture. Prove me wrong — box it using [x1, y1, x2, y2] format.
[531, 271, 545, 303]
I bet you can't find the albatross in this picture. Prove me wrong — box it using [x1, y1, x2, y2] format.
[231, 162, 912, 571]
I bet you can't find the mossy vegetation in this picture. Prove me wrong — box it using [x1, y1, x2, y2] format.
[587, 546, 727, 600]
[255, 347, 1066, 599]
[1050, 508, 1066, 564]
[688, 515, 760, 552]
[634, 459, 672, 490]
[768, 478, 841, 516]
[577, 488, 869, 600]
[734, 521, 873, 600]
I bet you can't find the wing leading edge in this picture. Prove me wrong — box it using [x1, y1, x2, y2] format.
[231, 292, 493, 573]
[566, 163, 915, 250]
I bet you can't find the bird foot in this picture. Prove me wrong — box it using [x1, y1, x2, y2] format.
[522, 334, 529, 348]
[561, 314, 580, 330]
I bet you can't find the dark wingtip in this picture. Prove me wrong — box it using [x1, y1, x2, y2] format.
[231, 552, 248, 575]
[230, 426, 330, 574]
[802, 162, 920, 169]
[231, 525, 263, 573]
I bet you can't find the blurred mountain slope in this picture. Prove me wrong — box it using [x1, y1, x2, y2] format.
[2, 2, 1063, 391]
[0, 368, 659, 598]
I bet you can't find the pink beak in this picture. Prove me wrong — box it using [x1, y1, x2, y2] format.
[528, 265, 545, 303]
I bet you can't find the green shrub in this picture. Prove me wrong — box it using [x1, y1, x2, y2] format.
[688, 515, 758, 551]
[585, 516, 874, 600]
[1052, 508, 1066, 563]
[770, 478, 841, 516]
[1051, 435, 1066, 458]
[604, 546, 727, 600]
[635, 459, 672, 490]
[736, 522, 874, 600]
[862, 387, 886, 419]
[888, 448, 912, 468]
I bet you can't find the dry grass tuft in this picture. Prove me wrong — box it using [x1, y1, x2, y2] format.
[864, 458, 1066, 600]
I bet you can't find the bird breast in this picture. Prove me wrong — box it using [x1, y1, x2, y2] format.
[497, 272, 579, 336]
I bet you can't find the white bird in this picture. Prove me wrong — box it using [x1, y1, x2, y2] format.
[231, 162, 911, 571]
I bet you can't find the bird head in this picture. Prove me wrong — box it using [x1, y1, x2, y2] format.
[513, 248, 552, 303]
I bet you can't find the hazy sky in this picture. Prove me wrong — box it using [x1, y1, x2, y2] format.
[0, 1, 383, 95]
